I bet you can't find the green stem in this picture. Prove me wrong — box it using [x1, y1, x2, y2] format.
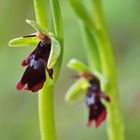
[33, 0, 57, 140]
[39, 86, 56, 140]
[33, 0, 48, 31]
[68, 0, 125, 139]
[92, 1, 125, 140]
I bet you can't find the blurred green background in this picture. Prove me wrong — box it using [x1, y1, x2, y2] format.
[0, 0, 140, 140]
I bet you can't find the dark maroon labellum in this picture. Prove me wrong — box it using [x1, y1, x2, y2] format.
[86, 77, 110, 128]
[16, 36, 53, 92]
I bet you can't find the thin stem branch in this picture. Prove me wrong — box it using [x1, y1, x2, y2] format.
[92, 1, 125, 140]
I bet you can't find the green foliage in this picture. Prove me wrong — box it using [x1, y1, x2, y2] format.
[69, 0, 94, 28]
[68, 0, 125, 140]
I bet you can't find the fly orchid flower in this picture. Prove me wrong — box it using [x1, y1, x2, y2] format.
[9, 20, 61, 92]
[65, 59, 110, 128]
[17, 34, 53, 92]
[81, 73, 110, 128]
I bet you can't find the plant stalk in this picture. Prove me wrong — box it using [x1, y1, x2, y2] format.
[39, 86, 56, 140]
[33, 0, 57, 140]
[68, 0, 125, 139]
[91, 0, 125, 140]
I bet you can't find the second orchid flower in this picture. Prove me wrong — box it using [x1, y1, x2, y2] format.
[65, 59, 110, 128]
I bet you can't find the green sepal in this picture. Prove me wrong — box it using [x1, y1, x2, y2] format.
[47, 36, 61, 69]
[9, 36, 39, 47]
[26, 19, 47, 35]
[67, 59, 91, 73]
[65, 78, 89, 104]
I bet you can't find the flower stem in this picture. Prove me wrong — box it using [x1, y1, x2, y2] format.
[91, 0, 125, 140]
[39, 85, 56, 140]
[33, 0, 57, 140]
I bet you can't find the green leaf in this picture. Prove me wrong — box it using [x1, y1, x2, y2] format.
[26, 19, 48, 35]
[67, 59, 91, 73]
[69, 0, 94, 28]
[9, 36, 39, 47]
[82, 25, 101, 72]
[47, 37, 61, 69]
[65, 78, 89, 104]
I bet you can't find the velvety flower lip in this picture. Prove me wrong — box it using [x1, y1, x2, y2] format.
[86, 77, 110, 128]
[16, 35, 53, 92]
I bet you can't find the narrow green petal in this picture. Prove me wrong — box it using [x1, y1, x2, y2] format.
[67, 59, 91, 73]
[65, 78, 89, 104]
[26, 19, 47, 35]
[47, 37, 61, 69]
[9, 36, 39, 47]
